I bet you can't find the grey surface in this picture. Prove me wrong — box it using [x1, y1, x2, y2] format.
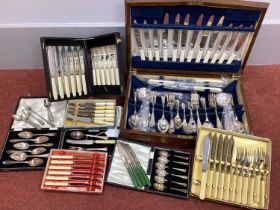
[0, 24, 279, 69]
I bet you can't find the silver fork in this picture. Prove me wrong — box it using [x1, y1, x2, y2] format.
[241, 149, 252, 204]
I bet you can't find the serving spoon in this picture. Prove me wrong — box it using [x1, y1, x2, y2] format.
[2, 158, 44, 167]
[6, 147, 47, 155]
[18, 131, 57, 139]
[9, 136, 49, 144]
[13, 142, 54, 150]
[10, 152, 49, 161]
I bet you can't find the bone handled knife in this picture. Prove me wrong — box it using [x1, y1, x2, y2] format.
[203, 16, 224, 63]
[172, 13, 180, 62]
[134, 20, 145, 60]
[206, 133, 218, 198]
[78, 46, 88, 94]
[59, 46, 71, 98]
[179, 14, 190, 62]
[53, 46, 65, 99]
[143, 20, 153, 61]
[162, 13, 169, 61]
[199, 133, 211, 200]
[187, 14, 204, 62]
[47, 46, 58, 100]
[212, 134, 224, 198]
[153, 20, 160, 61]
[223, 137, 234, 201]
[217, 136, 230, 199]
[195, 15, 214, 63]
[91, 48, 98, 86]
[66, 46, 77, 97]
[72, 46, 82, 95]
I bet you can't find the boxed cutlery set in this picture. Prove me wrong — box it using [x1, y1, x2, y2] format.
[191, 127, 271, 209]
[40, 32, 124, 101]
[120, 0, 269, 148]
[0, 97, 120, 171]
[41, 149, 108, 193]
[106, 139, 191, 199]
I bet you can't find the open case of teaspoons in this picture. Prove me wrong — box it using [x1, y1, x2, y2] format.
[0, 97, 121, 171]
[191, 127, 271, 209]
[120, 0, 269, 149]
[40, 32, 125, 102]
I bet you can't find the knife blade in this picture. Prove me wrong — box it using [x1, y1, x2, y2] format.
[212, 134, 224, 198]
[179, 14, 190, 62]
[187, 14, 204, 62]
[153, 20, 160, 61]
[162, 13, 169, 61]
[195, 15, 214, 63]
[199, 133, 211, 200]
[206, 133, 218, 198]
[218, 135, 229, 199]
[66, 139, 116, 145]
[66, 115, 115, 123]
[133, 20, 145, 60]
[143, 20, 153, 61]
[172, 13, 180, 62]
[203, 16, 224, 63]
[47, 46, 59, 100]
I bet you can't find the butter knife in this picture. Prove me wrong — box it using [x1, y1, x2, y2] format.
[187, 14, 204, 62]
[199, 133, 211, 200]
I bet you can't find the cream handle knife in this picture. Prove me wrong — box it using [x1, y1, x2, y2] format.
[235, 174, 243, 203]
[212, 170, 219, 198]
[223, 172, 231, 201]
[200, 171, 207, 200]
[218, 170, 225, 199]
[206, 169, 214, 198]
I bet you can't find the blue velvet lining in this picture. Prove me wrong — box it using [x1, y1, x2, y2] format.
[132, 56, 241, 72]
[131, 5, 260, 29]
[126, 75, 244, 135]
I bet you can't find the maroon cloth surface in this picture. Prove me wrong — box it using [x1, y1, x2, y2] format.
[0, 66, 279, 210]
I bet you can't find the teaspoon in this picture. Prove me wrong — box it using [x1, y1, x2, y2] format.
[2, 158, 44, 167]
[6, 147, 47, 155]
[155, 162, 186, 173]
[153, 182, 188, 193]
[174, 100, 182, 129]
[200, 97, 214, 128]
[9, 136, 49, 144]
[157, 156, 189, 166]
[10, 152, 49, 161]
[155, 169, 188, 180]
[18, 131, 57, 138]
[154, 175, 188, 187]
[13, 142, 54, 150]
[128, 89, 139, 129]
[158, 150, 189, 160]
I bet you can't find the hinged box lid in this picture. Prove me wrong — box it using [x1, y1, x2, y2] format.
[125, 0, 269, 78]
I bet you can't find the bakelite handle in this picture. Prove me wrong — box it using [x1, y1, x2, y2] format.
[51, 77, 58, 100]
[254, 174, 261, 203]
[235, 175, 243, 203]
[76, 74, 82, 96]
[70, 75, 77, 97]
[109, 67, 116, 85]
[248, 176, 255, 206]
[212, 171, 219, 198]
[217, 172, 225, 200]
[241, 176, 249, 204]
[199, 171, 207, 200]
[57, 76, 64, 99]
[260, 178, 266, 208]
[229, 174, 237, 202]
[64, 76, 71, 98]
[81, 74, 88, 95]
[223, 173, 231, 201]
[206, 169, 214, 198]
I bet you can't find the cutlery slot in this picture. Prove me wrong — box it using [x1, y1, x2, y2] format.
[0, 130, 62, 171]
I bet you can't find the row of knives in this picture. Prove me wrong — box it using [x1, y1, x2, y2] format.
[199, 133, 269, 208]
[132, 13, 251, 64]
[90, 45, 120, 86]
[47, 46, 88, 100]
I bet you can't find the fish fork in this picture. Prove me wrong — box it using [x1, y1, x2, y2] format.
[236, 148, 245, 203]
[254, 148, 265, 203]
[260, 153, 269, 208]
[229, 147, 241, 202]
[241, 149, 252, 204]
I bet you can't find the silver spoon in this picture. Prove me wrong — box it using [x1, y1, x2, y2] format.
[13, 142, 54, 150]
[44, 99, 54, 122]
[155, 169, 188, 180]
[154, 175, 188, 187]
[22, 109, 45, 125]
[200, 97, 214, 128]
[181, 102, 189, 134]
[128, 89, 139, 129]
[10, 152, 49, 161]
[18, 131, 57, 139]
[187, 103, 197, 133]
[13, 114, 41, 129]
[9, 136, 49, 144]
[191, 91, 201, 128]
[157, 95, 169, 133]
[158, 150, 189, 160]
[167, 93, 175, 134]
[230, 95, 246, 133]
[208, 93, 223, 129]
[155, 162, 187, 173]
[2, 158, 44, 167]
[157, 156, 189, 166]
[174, 100, 182, 129]
[70, 131, 108, 140]
[6, 147, 47, 155]
[153, 182, 188, 193]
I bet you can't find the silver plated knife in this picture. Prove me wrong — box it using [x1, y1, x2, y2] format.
[66, 139, 116, 145]
[143, 20, 152, 61]
[223, 136, 234, 200]
[153, 20, 160, 61]
[172, 13, 180, 62]
[162, 13, 169, 61]
[179, 14, 190, 62]
[218, 135, 229, 199]
[199, 133, 212, 199]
